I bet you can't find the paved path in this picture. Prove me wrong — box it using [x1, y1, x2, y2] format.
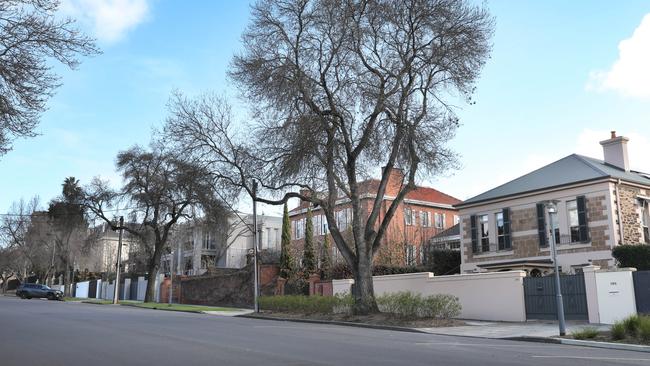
[0, 296, 648, 366]
[420, 320, 610, 338]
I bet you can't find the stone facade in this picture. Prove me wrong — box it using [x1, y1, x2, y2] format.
[618, 184, 645, 244]
[462, 194, 612, 270]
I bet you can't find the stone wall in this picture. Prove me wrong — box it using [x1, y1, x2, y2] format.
[618, 184, 644, 244]
[463, 195, 611, 267]
[178, 264, 279, 308]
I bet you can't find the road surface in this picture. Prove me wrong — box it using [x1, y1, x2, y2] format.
[0, 296, 648, 366]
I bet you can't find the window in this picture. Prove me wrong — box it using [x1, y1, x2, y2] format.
[405, 244, 416, 266]
[202, 231, 214, 250]
[567, 200, 580, 243]
[496, 212, 505, 250]
[453, 215, 460, 225]
[641, 199, 650, 244]
[335, 208, 352, 231]
[550, 210, 560, 244]
[435, 213, 445, 229]
[479, 214, 489, 252]
[293, 218, 305, 239]
[420, 211, 430, 227]
[405, 208, 413, 226]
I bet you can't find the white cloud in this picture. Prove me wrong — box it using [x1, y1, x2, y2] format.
[61, 0, 150, 43]
[575, 128, 650, 173]
[587, 14, 650, 99]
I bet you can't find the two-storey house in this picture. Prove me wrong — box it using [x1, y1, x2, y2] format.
[456, 132, 650, 275]
[289, 168, 461, 266]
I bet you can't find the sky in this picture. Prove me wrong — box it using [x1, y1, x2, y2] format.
[1, 0, 650, 217]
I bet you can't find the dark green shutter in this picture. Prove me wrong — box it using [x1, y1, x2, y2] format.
[470, 215, 478, 253]
[536, 203, 547, 247]
[503, 208, 512, 250]
[577, 196, 589, 242]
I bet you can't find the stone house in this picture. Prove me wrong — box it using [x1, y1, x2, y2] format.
[455, 132, 650, 275]
[289, 168, 461, 267]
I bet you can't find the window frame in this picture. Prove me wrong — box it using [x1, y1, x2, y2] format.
[479, 214, 489, 252]
[567, 200, 580, 243]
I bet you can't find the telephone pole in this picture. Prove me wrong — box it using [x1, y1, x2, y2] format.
[113, 216, 124, 305]
[252, 181, 260, 313]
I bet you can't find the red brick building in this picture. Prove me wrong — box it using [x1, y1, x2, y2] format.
[289, 168, 461, 266]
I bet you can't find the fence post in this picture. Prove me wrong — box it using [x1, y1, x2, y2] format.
[582, 265, 601, 324]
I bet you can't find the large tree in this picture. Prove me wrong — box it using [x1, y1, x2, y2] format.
[48, 177, 88, 295]
[0, 0, 99, 156]
[83, 145, 220, 302]
[165, 0, 493, 313]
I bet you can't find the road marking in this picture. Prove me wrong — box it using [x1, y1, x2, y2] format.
[532, 355, 650, 361]
[415, 342, 563, 348]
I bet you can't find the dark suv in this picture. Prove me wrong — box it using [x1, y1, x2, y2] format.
[16, 284, 63, 300]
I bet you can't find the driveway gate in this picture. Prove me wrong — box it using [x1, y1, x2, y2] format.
[633, 270, 650, 314]
[524, 273, 588, 320]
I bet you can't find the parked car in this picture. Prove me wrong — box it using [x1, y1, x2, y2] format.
[16, 284, 63, 300]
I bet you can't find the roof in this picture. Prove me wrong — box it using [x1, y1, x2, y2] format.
[289, 179, 461, 213]
[431, 223, 460, 240]
[458, 154, 650, 207]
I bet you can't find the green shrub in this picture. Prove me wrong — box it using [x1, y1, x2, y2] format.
[611, 321, 626, 340]
[259, 294, 352, 314]
[571, 327, 599, 340]
[612, 245, 650, 270]
[638, 316, 650, 342]
[623, 314, 640, 336]
[376, 292, 461, 319]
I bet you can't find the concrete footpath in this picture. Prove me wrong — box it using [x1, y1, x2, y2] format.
[418, 320, 608, 339]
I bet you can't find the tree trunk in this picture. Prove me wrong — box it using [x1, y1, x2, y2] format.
[64, 263, 72, 297]
[352, 254, 379, 315]
[144, 244, 164, 303]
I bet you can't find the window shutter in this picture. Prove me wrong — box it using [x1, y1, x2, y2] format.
[536, 203, 547, 247]
[577, 195, 589, 242]
[470, 215, 478, 253]
[503, 208, 512, 249]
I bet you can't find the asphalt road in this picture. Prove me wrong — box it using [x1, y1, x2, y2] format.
[1, 296, 649, 366]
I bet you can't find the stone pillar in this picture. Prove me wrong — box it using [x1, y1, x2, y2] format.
[583, 265, 601, 324]
[308, 274, 321, 296]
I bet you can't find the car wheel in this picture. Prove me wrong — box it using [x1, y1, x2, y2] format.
[47, 293, 54, 300]
[26, 295, 31, 299]
[19, 293, 26, 299]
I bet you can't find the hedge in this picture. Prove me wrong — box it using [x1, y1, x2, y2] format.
[612, 244, 650, 270]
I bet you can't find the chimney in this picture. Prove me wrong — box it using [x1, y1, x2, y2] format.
[599, 131, 630, 172]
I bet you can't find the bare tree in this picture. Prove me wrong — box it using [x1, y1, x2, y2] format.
[165, 0, 493, 313]
[83, 145, 221, 302]
[0, 0, 100, 156]
[0, 196, 50, 282]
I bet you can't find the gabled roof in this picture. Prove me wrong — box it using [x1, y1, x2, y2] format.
[457, 154, 650, 207]
[289, 179, 461, 214]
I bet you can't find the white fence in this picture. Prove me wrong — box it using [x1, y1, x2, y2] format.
[333, 267, 640, 324]
[333, 271, 528, 322]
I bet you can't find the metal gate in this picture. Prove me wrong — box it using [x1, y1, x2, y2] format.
[88, 280, 97, 299]
[524, 273, 588, 320]
[130, 279, 138, 300]
[633, 270, 650, 314]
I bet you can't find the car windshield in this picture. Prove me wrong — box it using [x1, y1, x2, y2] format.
[40, 285, 51, 290]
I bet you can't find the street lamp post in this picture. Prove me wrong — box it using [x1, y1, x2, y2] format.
[113, 216, 124, 305]
[252, 181, 260, 313]
[546, 201, 566, 336]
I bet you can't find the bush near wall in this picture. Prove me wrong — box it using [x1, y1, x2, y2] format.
[612, 245, 650, 270]
[260, 292, 461, 319]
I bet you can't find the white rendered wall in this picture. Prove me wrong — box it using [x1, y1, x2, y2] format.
[594, 269, 637, 324]
[333, 271, 527, 322]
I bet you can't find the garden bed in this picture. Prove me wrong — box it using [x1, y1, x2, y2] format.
[250, 310, 463, 328]
[565, 315, 650, 346]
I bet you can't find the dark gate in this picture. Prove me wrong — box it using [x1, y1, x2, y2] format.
[88, 280, 97, 299]
[633, 270, 650, 314]
[524, 273, 588, 320]
[130, 279, 138, 300]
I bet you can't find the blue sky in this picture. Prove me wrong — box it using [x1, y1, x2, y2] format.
[1, 0, 650, 216]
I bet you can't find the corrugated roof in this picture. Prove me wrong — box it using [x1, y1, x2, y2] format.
[458, 154, 650, 207]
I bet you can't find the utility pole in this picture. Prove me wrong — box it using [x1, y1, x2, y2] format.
[546, 201, 566, 336]
[168, 243, 174, 305]
[113, 216, 124, 305]
[252, 181, 260, 313]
